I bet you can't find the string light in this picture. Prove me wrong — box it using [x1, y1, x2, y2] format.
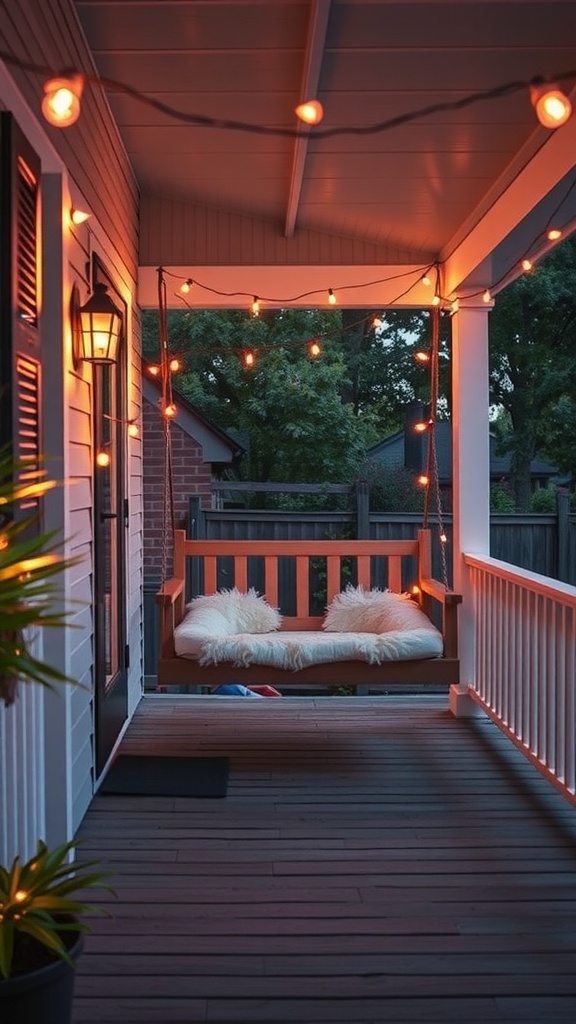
[147, 364, 161, 377]
[128, 421, 139, 437]
[295, 99, 324, 125]
[327, 288, 337, 305]
[421, 274, 432, 287]
[41, 73, 84, 127]
[0, 50, 564, 138]
[70, 207, 90, 225]
[180, 278, 193, 294]
[417, 474, 429, 487]
[243, 351, 256, 368]
[251, 296, 260, 316]
[96, 450, 110, 467]
[308, 340, 321, 357]
[530, 81, 572, 129]
[169, 358, 182, 372]
[547, 228, 562, 241]
[372, 315, 383, 329]
[521, 258, 533, 272]
[432, 294, 441, 307]
[414, 350, 430, 364]
[163, 402, 177, 418]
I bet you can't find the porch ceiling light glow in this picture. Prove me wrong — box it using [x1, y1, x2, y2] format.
[70, 207, 90, 226]
[41, 73, 84, 127]
[530, 81, 572, 128]
[78, 283, 122, 364]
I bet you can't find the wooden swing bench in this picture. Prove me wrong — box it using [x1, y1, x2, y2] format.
[156, 528, 461, 691]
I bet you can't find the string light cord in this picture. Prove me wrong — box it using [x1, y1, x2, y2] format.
[167, 263, 437, 306]
[1, 50, 574, 139]
[157, 268, 176, 584]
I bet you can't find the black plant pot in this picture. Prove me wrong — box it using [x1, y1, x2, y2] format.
[0, 935, 83, 1024]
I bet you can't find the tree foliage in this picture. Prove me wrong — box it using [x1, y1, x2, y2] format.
[142, 305, 450, 495]
[489, 235, 576, 510]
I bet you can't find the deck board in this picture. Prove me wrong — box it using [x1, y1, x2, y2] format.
[73, 696, 576, 1023]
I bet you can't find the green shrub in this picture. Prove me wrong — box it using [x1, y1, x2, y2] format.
[529, 487, 557, 513]
[490, 483, 515, 513]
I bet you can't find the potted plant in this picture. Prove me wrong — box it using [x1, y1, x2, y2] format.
[0, 840, 108, 1024]
[0, 452, 110, 1022]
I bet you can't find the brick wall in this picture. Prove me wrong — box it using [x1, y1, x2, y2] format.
[143, 397, 214, 575]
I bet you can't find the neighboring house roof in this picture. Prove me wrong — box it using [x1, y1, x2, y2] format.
[142, 361, 245, 465]
[368, 420, 558, 484]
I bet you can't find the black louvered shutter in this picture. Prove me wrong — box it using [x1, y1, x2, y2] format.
[0, 112, 42, 515]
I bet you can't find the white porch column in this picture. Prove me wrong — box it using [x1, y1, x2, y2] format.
[450, 302, 491, 716]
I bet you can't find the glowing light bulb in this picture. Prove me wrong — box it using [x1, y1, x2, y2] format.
[295, 100, 324, 125]
[414, 350, 430, 364]
[309, 341, 321, 357]
[432, 295, 440, 307]
[164, 403, 177, 419]
[417, 474, 429, 487]
[530, 82, 572, 129]
[128, 422, 139, 438]
[70, 208, 90, 226]
[328, 288, 337, 305]
[440, 532, 448, 543]
[148, 365, 161, 377]
[521, 258, 533, 272]
[180, 278, 193, 294]
[252, 296, 260, 316]
[411, 585, 421, 597]
[373, 316, 383, 329]
[414, 422, 428, 434]
[421, 274, 432, 287]
[244, 351, 255, 368]
[547, 228, 562, 241]
[14, 890, 27, 902]
[41, 74, 83, 127]
[483, 289, 492, 303]
[169, 358, 181, 372]
[96, 451, 110, 468]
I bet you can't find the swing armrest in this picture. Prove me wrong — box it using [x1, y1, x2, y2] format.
[156, 577, 186, 659]
[156, 577, 184, 607]
[420, 577, 462, 606]
[420, 577, 461, 660]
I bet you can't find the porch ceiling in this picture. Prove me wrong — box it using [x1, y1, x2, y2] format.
[73, 0, 576, 306]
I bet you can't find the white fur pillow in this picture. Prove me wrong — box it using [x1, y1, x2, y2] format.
[323, 585, 434, 634]
[185, 588, 282, 634]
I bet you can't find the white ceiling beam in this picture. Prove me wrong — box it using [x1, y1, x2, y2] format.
[284, 0, 332, 239]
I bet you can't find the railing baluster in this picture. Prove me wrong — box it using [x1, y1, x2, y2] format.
[464, 552, 576, 805]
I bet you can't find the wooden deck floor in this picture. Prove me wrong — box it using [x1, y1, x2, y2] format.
[73, 695, 576, 1023]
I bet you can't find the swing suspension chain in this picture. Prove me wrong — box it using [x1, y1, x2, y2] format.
[158, 268, 176, 586]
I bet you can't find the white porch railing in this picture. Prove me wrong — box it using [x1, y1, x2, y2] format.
[465, 553, 576, 804]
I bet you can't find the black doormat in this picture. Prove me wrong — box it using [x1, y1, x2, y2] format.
[100, 755, 229, 798]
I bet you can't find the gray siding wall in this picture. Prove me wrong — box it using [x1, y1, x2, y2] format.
[0, 0, 142, 855]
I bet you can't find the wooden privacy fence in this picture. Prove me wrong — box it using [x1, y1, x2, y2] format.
[143, 489, 576, 683]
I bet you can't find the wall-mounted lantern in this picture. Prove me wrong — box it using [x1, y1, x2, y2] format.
[77, 282, 122, 364]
